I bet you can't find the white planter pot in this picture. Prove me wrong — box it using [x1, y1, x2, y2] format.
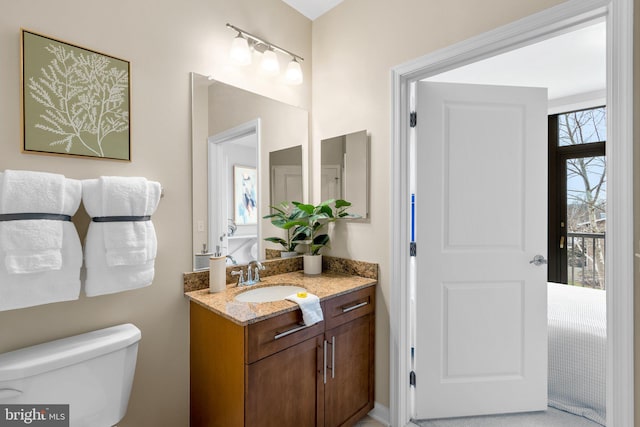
[281, 251, 298, 259]
[303, 254, 322, 275]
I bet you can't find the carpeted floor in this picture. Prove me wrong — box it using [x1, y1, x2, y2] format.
[415, 407, 603, 427]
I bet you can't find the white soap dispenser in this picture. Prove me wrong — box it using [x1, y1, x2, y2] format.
[209, 246, 227, 293]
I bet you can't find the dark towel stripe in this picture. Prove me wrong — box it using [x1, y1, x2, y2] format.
[92, 215, 151, 223]
[0, 213, 72, 222]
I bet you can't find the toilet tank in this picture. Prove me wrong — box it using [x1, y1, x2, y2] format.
[0, 323, 141, 427]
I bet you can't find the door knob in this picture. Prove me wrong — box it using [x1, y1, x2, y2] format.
[529, 255, 547, 266]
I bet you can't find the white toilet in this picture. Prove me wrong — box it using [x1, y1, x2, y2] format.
[0, 323, 141, 427]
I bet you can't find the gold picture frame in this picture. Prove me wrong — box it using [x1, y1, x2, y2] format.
[21, 29, 131, 160]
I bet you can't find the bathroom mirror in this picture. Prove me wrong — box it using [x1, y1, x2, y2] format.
[191, 73, 308, 270]
[270, 146, 303, 205]
[321, 130, 369, 218]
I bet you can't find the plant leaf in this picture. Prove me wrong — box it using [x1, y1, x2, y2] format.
[335, 199, 351, 208]
[264, 237, 287, 247]
[293, 202, 314, 214]
[313, 234, 330, 246]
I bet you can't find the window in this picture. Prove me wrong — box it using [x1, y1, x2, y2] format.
[548, 106, 606, 289]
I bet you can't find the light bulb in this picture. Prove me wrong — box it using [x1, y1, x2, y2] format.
[229, 33, 251, 66]
[285, 58, 303, 85]
[260, 49, 280, 76]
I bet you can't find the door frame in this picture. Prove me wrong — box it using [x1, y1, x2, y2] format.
[389, 0, 634, 426]
[208, 118, 261, 257]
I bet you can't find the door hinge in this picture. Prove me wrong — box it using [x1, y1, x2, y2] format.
[410, 111, 417, 128]
[410, 241, 416, 257]
[410, 371, 416, 387]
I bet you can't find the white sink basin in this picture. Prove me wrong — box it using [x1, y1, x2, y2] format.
[234, 285, 306, 303]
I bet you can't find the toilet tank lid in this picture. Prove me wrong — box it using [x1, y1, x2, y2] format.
[0, 323, 141, 382]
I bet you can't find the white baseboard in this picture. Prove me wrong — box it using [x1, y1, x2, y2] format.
[369, 402, 391, 426]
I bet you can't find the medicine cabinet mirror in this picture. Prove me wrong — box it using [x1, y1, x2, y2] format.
[320, 129, 369, 218]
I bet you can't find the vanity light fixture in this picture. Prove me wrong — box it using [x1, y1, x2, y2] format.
[260, 48, 280, 76]
[229, 32, 252, 66]
[285, 58, 303, 85]
[226, 23, 304, 85]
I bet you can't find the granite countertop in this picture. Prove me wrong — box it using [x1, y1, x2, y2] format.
[185, 270, 376, 326]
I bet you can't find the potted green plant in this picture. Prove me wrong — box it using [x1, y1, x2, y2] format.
[293, 199, 358, 274]
[262, 202, 307, 258]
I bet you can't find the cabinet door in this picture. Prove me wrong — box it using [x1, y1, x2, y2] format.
[324, 315, 374, 427]
[246, 335, 323, 427]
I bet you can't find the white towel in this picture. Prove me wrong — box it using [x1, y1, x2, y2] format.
[0, 170, 66, 213]
[0, 170, 70, 274]
[2, 222, 62, 274]
[0, 171, 82, 311]
[286, 292, 324, 326]
[82, 177, 161, 297]
[0, 222, 82, 311]
[101, 176, 160, 266]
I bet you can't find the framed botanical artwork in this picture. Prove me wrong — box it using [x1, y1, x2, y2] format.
[21, 29, 131, 160]
[233, 165, 257, 225]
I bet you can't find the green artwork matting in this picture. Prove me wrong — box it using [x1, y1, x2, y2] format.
[22, 30, 131, 160]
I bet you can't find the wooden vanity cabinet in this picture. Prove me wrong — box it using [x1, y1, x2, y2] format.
[244, 308, 325, 427]
[322, 286, 375, 427]
[245, 334, 324, 427]
[190, 284, 375, 427]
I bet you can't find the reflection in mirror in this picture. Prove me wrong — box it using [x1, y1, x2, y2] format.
[207, 120, 259, 269]
[321, 130, 369, 218]
[270, 146, 303, 205]
[191, 73, 308, 271]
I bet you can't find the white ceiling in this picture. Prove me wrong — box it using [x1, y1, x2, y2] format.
[426, 21, 606, 103]
[282, 0, 344, 20]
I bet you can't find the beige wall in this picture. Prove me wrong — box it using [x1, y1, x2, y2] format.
[0, 1, 310, 426]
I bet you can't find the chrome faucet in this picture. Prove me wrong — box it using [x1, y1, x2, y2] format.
[246, 260, 266, 285]
[231, 269, 245, 286]
[231, 260, 266, 287]
[226, 255, 237, 265]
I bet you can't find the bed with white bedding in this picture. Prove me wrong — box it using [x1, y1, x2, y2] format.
[547, 282, 606, 425]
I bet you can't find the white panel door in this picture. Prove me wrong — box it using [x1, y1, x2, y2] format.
[321, 165, 342, 201]
[271, 165, 303, 204]
[414, 81, 548, 419]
